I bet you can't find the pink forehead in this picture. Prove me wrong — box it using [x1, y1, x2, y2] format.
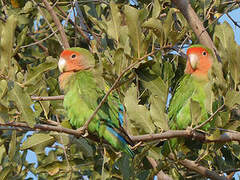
[187, 47, 206, 55]
[60, 50, 80, 57]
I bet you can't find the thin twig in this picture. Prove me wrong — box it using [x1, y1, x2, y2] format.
[169, 153, 228, 180]
[192, 104, 224, 131]
[55, 4, 90, 42]
[20, 31, 57, 49]
[56, 115, 72, 174]
[42, 0, 70, 49]
[31, 95, 64, 101]
[80, 51, 156, 132]
[31, 0, 63, 48]
[147, 157, 173, 180]
[226, 12, 240, 28]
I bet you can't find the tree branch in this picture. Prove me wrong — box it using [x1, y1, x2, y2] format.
[31, 95, 64, 101]
[42, 0, 70, 49]
[55, 4, 90, 43]
[1, 122, 240, 144]
[226, 12, 240, 29]
[171, 0, 220, 62]
[169, 153, 228, 180]
[147, 157, 173, 180]
[130, 129, 240, 143]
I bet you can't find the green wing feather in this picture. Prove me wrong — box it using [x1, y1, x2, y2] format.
[162, 75, 212, 155]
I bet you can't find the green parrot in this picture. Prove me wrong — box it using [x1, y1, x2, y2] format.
[168, 44, 213, 130]
[58, 47, 134, 157]
[162, 45, 214, 154]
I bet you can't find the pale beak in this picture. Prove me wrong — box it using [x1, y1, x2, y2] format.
[188, 54, 199, 70]
[58, 57, 66, 73]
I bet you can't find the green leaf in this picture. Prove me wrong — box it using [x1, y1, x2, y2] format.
[24, 56, 57, 86]
[21, 133, 55, 151]
[71, 138, 94, 158]
[0, 103, 9, 123]
[142, 18, 164, 45]
[15, 26, 28, 52]
[152, 0, 161, 18]
[106, 2, 121, 43]
[225, 90, 240, 108]
[8, 131, 16, 161]
[124, 6, 146, 58]
[190, 99, 202, 126]
[0, 80, 7, 99]
[0, 14, 17, 74]
[124, 85, 155, 134]
[215, 111, 230, 128]
[38, 86, 50, 118]
[0, 145, 6, 164]
[213, 22, 240, 87]
[113, 48, 129, 76]
[118, 154, 133, 179]
[137, 65, 169, 130]
[149, 94, 168, 130]
[0, 167, 11, 180]
[8, 81, 35, 126]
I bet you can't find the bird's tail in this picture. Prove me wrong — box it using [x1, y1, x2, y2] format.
[99, 125, 134, 158]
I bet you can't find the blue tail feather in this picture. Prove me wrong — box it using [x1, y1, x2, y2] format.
[118, 104, 124, 126]
[106, 126, 134, 158]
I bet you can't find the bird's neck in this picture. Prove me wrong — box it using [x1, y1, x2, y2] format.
[59, 69, 100, 92]
[59, 71, 75, 91]
[191, 72, 209, 84]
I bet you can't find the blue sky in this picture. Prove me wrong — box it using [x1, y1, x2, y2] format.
[219, 8, 240, 44]
[25, 7, 240, 180]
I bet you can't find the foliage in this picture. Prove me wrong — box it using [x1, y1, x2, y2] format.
[0, 0, 240, 179]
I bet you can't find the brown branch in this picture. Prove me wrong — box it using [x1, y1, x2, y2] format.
[42, 0, 70, 49]
[171, 0, 220, 61]
[20, 31, 56, 49]
[31, 95, 64, 101]
[147, 157, 173, 180]
[130, 130, 240, 143]
[0, 122, 83, 137]
[1, 121, 240, 144]
[55, 4, 90, 42]
[169, 153, 228, 180]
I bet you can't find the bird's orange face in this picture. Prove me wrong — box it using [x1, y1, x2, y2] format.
[185, 46, 212, 77]
[58, 50, 87, 73]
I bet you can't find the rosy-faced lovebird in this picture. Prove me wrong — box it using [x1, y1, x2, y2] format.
[58, 47, 134, 157]
[168, 44, 213, 130]
[162, 44, 214, 155]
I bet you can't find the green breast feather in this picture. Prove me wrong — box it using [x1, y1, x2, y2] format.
[168, 75, 211, 130]
[64, 70, 119, 132]
[63, 70, 134, 157]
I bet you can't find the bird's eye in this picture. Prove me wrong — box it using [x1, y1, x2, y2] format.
[202, 51, 207, 56]
[71, 54, 76, 59]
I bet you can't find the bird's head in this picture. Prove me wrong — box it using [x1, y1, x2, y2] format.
[185, 45, 213, 79]
[58, 48, 95, 73]
[58, 48, 95, 90]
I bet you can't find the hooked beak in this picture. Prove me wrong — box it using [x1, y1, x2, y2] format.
[188, 54, 199, 70]
[58, 57, 66, 73]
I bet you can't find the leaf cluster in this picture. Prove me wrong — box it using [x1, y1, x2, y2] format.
[0, 0, 240, 179]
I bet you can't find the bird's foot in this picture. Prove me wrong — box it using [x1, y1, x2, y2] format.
[77, 127, 89, 137]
